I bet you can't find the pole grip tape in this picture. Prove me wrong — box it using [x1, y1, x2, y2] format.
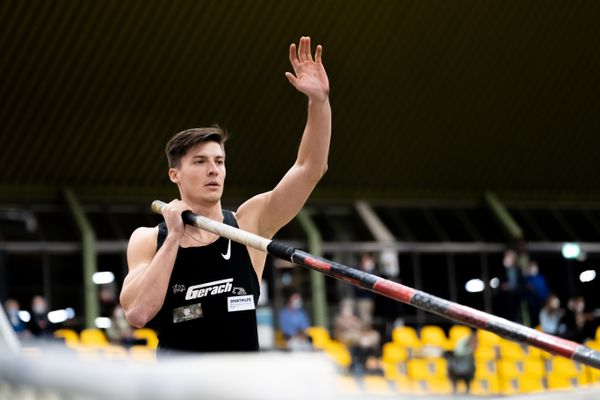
[267, 240, 295, 261]
[182, 210, 196, 226]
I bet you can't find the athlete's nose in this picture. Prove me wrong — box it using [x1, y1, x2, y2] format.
[207, 161, 219, 176]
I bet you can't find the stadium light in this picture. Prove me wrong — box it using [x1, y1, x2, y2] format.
[489, 277, 500, 289]
[18, 310, 31, 323]
[465, 279, 485, 293]
[47, 308, 75, 324]
[95, 317, 111, 329]
[562, 243, 581, 259]
[92, 271, 115, 285]
[580, 270, 596, 283]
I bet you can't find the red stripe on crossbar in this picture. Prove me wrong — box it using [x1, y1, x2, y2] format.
[373, 279, 417, 303]
[527, 331, 579, 358]
[303, 256, 332, 273]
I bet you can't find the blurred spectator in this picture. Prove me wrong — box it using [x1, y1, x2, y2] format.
[278, 291, 311, 351]
[446, 330, 477, 394]
[28, 295, 52, 338]
[500, 249, 523, 323]
[334, 299, 382, 375]
[3, 299, 28, 337]
[107, 304, 135, 346]
[334, 298, 362, 347]
[379, 250, 399, 279]
[99, 283, 118, 317]
[539, 294, 565, 335]
[561, 296, 596, 343]
[354, 252, 376, 325]
[523, 261, 550, 327]
[353, 323, 382, 375]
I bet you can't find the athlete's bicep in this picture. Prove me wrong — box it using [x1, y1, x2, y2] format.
[121, 228, 158, 297]
[237, 166, 316, 239]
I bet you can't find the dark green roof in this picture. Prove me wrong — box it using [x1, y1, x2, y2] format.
[2, 1, 600, 203]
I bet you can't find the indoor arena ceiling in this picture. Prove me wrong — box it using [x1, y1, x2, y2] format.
[1, 1, 600, 204]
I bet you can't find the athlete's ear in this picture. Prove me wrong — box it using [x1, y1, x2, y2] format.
[168, 168, 180, 184]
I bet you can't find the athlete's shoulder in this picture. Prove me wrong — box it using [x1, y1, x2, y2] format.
[128, 226, 159, 250]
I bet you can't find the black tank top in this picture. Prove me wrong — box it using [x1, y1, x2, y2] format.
[152, 210, 260, 354]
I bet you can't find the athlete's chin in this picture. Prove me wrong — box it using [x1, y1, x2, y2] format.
[201, 192, 223, 204]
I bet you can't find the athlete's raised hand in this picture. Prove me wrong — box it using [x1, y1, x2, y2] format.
[286, 36, 329, 102]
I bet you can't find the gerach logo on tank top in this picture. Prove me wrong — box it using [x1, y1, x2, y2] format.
[185, 278, 233, 300]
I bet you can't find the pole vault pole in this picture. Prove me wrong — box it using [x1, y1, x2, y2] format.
[151, 200, 600, 369]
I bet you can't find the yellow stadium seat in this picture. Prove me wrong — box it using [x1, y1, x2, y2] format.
[497, 359, 521, 378]
[476, 329, 501, 347]
[586, 339, 600, 351]
[586, 364, 600, 384]
[54, 328, 79, 347]
[524, 345, 547, 359]
[474, 357, 497, 378]
[523, 358, 545, 379]
[408, 357, 450, 394]
[498, 339, 526, 361]
[420, 325, 450, 351]
[324, 340, 352, 367]
[546, 374, 577, 390]
[382, 342, 408, 363]
[133, 328, 158, 349]
[519, 376, 545, 393]
[448, 325, 472, 347]
[391, 373, 413, 394]
[306, 326, 331, 350]
[595, 326, 600, 342]
[547, 357, 588, 386]
[79, 328, 109, 347]
[471, 375, 500, 396]
[392, 326, 421, 356]
[474, 344, 497, 361]
[407, 358, 430, 380]
[422, 376, 453, 395]
[427, 357, 448, 378]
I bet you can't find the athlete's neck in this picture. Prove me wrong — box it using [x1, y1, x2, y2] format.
[182, 198, 224, 222]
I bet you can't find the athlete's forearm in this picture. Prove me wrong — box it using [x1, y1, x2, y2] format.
[295, 97, 331, 180]
[121, 235, 180, 327]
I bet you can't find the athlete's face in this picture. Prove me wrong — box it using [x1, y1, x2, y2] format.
[169, 141, 226, 204]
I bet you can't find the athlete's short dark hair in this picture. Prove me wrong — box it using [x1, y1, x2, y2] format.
[165, 126, 228, 168]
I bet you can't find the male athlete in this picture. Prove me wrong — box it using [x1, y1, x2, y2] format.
[120, 36, 331, 354]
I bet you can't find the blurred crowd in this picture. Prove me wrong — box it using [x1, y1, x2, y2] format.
[499, 249, 599, 343]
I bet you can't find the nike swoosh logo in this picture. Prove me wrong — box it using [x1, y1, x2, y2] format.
[221, 239, 231, 260]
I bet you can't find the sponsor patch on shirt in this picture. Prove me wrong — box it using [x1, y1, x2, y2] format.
[227, 295, 255, 312]
[173, 302, 203, 323]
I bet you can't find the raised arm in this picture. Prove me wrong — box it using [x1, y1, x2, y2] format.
[237, 36, 331, 239]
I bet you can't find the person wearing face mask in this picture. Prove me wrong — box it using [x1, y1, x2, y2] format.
[3, 299, 28, 337]
[539, 294, 565, 335]
[28, 295, 52, 338]
[278, 291, 311, 351]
